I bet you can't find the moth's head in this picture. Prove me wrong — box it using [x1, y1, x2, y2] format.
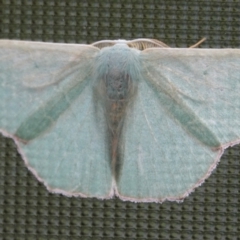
[91, 38, 170, 50]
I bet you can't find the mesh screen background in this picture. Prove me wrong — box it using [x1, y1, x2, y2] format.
[0, 0, 239, 239]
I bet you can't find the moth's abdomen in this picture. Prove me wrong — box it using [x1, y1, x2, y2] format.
[108, 99, 128, 135]
[105, 70, 132, 134]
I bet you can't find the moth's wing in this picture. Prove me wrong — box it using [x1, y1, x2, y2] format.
[0, 40, 113, 198]
[116, 48, 240, 202]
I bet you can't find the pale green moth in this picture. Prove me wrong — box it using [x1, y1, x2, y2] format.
[0, 39, 240, 203]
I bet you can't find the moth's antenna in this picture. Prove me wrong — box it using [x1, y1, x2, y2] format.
[189, 37, 207, 48]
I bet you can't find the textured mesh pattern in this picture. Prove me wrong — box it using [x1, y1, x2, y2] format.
[0, 0, 240, 239]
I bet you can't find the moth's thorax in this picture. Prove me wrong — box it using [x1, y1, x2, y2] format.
[95, 44, 140, 135]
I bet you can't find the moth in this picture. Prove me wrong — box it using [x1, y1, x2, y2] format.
[0, 39, 239, 202]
